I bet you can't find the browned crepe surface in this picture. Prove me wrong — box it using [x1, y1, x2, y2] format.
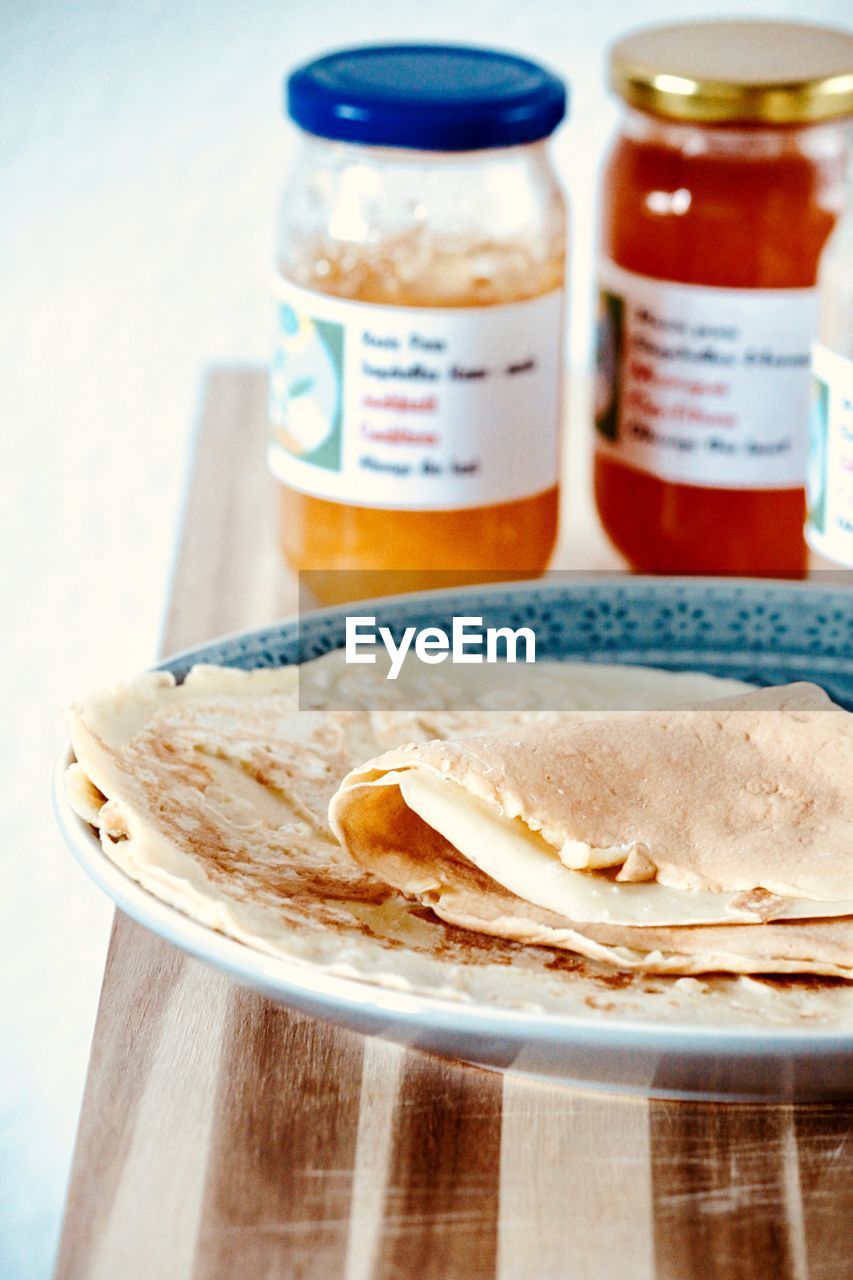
[66, 664, 853, 1019]
[329, 685, 853, 979]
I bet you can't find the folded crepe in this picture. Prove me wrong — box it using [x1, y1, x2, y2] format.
[329, 683, 853, 979]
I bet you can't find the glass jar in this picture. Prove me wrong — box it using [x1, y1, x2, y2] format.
[808, 195, 853, 569]
[270, 45, 567, 605]
[593, 20, 853, 578]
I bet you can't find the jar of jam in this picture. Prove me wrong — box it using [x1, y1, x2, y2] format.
[808, 188, 853, 570]
[269, 45, 567, 605]
[594, 20, 853, 577]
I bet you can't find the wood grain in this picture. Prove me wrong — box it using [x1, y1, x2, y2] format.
[794, 1105, 853, 1279]
[55, 923, 230, 1280]
[373, 1052, 503, 1280]
[193, 994, 366, 1280]
[499, 1083, 655, 1280]
[56, 367, 852, 1280]
[650, 1103, 808, 1280]
[345, 1039, 407, 1280]
[160, 367, 298, 655]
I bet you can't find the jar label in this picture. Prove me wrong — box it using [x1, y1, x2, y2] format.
[595, 260, 818, 490]
[268, 277, 563, 509]
[807, 342, 853, 567]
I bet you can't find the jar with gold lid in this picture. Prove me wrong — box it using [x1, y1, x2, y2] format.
[269, 44, 567, 605]
[593, 20, 853, 578]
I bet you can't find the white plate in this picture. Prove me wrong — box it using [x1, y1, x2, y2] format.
[55, 579, 853, 1101]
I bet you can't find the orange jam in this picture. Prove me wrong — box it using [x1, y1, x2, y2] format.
[594, 21, 853, 577]
[277, 242, 563, 605]
[272, 46, 567, 604]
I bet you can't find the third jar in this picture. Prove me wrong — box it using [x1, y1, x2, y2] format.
[594, 19, 853, 576]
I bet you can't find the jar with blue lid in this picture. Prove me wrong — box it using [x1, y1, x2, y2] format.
[268, 44, 568, 604]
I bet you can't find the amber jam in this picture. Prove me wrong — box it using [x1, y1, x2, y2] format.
[594, 21, 853, 577]
[277, 240, 563, 605]
[271, 46, 567, 604]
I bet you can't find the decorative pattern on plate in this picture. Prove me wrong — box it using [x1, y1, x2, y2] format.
[165, 579, 853, 709]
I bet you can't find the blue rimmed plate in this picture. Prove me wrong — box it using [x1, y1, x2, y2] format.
[55, 576, 853, 1101]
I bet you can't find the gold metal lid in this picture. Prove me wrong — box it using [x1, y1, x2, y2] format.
[611, 20, 853, 125]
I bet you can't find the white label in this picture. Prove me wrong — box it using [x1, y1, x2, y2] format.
[268, 277, 562, 509]
[595, 260, 818, 489]
[807, 342, 853, 567]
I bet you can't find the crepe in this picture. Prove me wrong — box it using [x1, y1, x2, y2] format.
[330, 683, 853, 979]
[64, 658, 853, 1000]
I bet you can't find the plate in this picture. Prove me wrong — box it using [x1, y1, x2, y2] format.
[55, 576, 853, 1101]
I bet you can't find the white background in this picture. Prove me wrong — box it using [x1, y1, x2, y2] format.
[2, 1, 851, 1275]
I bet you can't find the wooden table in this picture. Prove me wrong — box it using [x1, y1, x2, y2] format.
[56, 370, 853, 1280]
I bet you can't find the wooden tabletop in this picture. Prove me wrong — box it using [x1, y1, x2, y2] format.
[56, 369, 853, 1280]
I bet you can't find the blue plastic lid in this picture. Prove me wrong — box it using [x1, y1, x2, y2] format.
[286, 44, 567, 151]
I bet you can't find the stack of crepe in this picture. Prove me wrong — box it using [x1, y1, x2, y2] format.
[330, 683, 853, 979]
[64, 662, 853, 983]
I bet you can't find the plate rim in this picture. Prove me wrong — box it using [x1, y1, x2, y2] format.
[158, 572, 853, 677]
